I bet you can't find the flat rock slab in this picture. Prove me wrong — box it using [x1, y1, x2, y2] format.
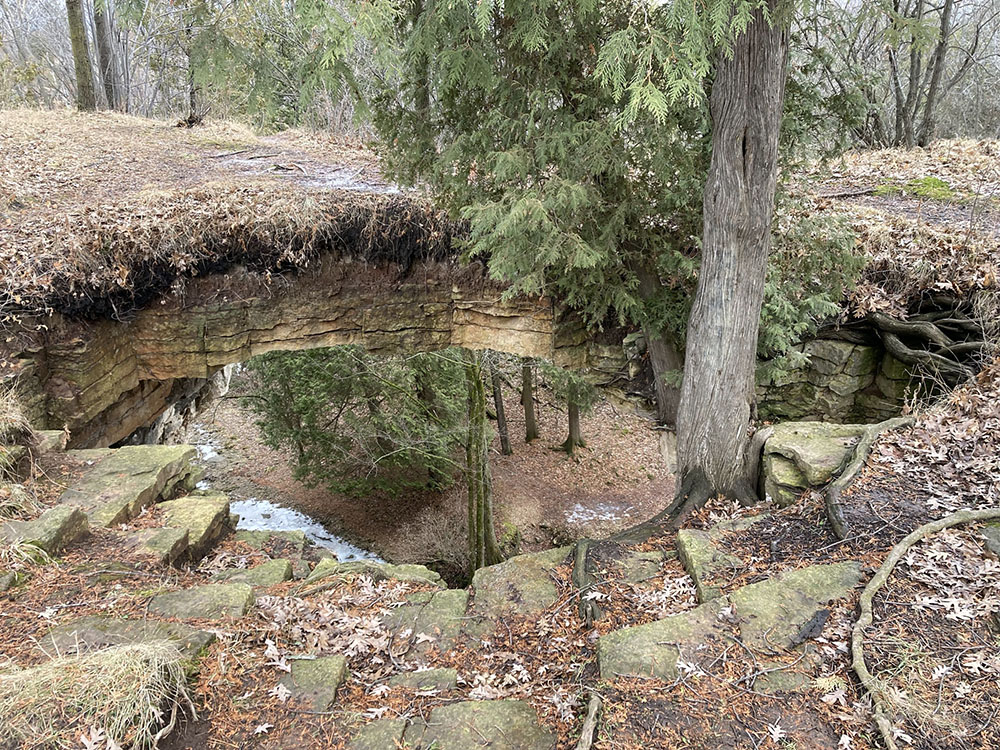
[405, 699, 556, 749]
[348, 718, 412, 750]
[388, 667, 459, 691]
[42, 614, 215, 659]
[280, 655, 348, 711]
[158, 491, 230, 559]
[466, 547, 571, 632]
[303, 558, 443, 588]
[1, 505, 88, 554]
[126, 527, 189, 565]
[383, 588, 468, 656]
[149, 583, 254, 621]
[213, 558, 292, 587]
[676, 515, 769, 602]
[598, 561, 862, 681]
[59, 445, 197, 527]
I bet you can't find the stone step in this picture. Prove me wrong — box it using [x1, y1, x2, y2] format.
[126, 526, 189, 565]
[158, 490, 231, 560]
[598, 561, 862, 682]
[762, 422, 865, 506]
[1, 504, 88, 554]
[463, 546, 572, 638]
[212, 558, 293, 587]
[280, 655, 348, 711]
[59, 445, 198, 527]
[407, 699, 556, 750]
[382, 588, 469, 657]
[149, 582, 254, 621]
[388, 667, 459, 691]
[43, 614, 215, 659]
[676, 515, 768, 602]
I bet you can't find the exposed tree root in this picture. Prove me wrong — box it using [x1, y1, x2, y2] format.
[852, 507, 1000, 750]
[575, 692, 602, 750]
[826, 416, 914, 540]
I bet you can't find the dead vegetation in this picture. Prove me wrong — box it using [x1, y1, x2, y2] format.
[0, 641, 193, 750]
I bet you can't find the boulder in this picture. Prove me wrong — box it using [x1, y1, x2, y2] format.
[43, 614, 215, 659]
[59, 445, 198, 527]
[405, 700, 556, 750]
[158, 491, 230, 559]
[149, 583, 254, 620]
[213, 558, 293, 587]
[280, 655, 348, 711]
[1, 505, 89, 554]
[762, 422, 867, 506]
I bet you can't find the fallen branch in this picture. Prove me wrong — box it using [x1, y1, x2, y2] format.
[852, 507, 1000, 750]
[825, 416, 914, 540]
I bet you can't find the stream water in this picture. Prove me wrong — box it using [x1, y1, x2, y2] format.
[188, 428, 381, 562]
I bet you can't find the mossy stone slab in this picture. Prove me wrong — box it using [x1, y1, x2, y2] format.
[304, 558, 443, 588]
[766, 422, 865, 486]
[59, 445, 197, 527]
[43, 614, 215, 659]
[149, 582, 253, 621]
[676, 528, 741, 603]
[388, 667, 459, 691]
[213, 558, 293, 587]
[127, 526, 189, 565]
[731, 561, 861, 649]
[2, 504, 89, 553]
[616, 550, 664, 584]
[405, 699, 555, 750]
[384, 588, 468, 656]
[158, 491, 230, 559]
[280, 655, 348, 711]
[348, 718, 411, 750]
[468, 546, 571, 623]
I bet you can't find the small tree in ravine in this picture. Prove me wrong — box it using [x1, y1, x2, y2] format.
[242, 346, 466, 497]
[538, 362, 598, 457]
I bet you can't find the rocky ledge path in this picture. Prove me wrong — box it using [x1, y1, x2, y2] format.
[1, 420, 997, 749]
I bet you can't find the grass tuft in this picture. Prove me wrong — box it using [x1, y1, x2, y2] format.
[0, 641, 193, 750]
[0, 483, 41, 521]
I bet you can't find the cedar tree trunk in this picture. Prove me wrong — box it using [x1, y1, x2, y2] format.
[521, 359, 539, 442]
[673, 2, 789, 518]
[464, 349, 502, 574]
[489, 358, 512, 456]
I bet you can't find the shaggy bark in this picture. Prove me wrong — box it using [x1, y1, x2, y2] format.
[464, 349, 502, 574]
[673, 2, 789, 517]
[65, 0, 96, 111]
[521, 359, 539, 442]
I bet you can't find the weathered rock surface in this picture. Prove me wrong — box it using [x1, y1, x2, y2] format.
[405, 699, 556, 749]
[762, 422, 866, 506]
[43, 615, 215, 658]
[598, 561, 862, 680]
[303, 558, 444, 588]
[126, 526, 189, 565]
[384, 589, 468, 655]
[0, 569, 16, 591]
[213, 558, 293, 587]
[466, 546, 571, 631]
[676, 515, 768, 602]
[348, 718, 412, 750]
[1, 504, 88, 553]
[158, 490, 231, 559]
[58, 445, 198, 526]
[234, 529, 308, 557]
[280, 655, 348, 711]
[983, 523, 1000, 558]
[388, 667, 459, 691]
[149, 582, 254, 620]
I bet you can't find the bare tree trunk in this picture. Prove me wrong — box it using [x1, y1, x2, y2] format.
[917, 0, 953, 146]
[489, 357, 512, 456]
[94, 0, 121, 110]
[561, 400, 585, 456]
[672, 1, 789, 521]
[65, 0, 96, 111]
[465, 349, 502, 574]
[632, 261, 683, 426]
[521, 359, 539, 442]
